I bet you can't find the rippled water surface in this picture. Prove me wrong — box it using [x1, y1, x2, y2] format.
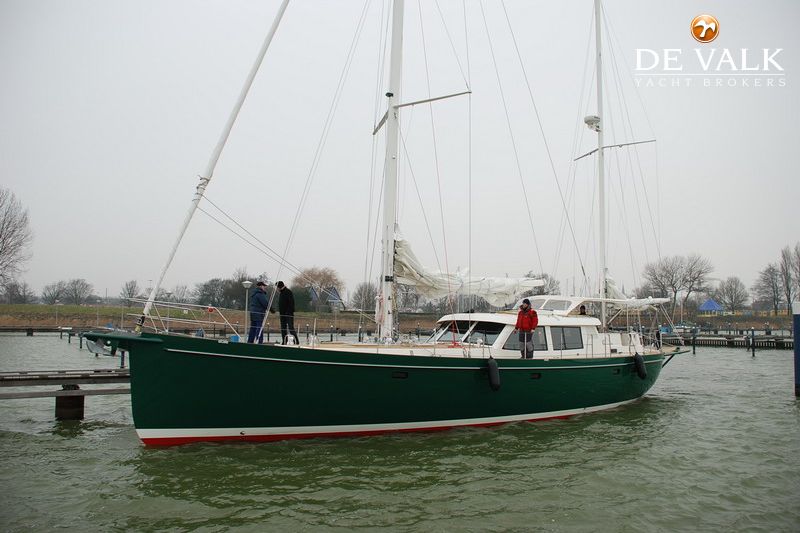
[1, 334, 798, 532]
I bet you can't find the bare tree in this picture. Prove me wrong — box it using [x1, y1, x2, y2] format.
[41, 280, 67, 304]
[779, 246, 795, 315]
[752, 263, 783, 316]
[643, 256, 685, 313]
[171, 284, 190, 302]
[716, 277, 749, 314]
[643, 254, 713, 317]
[3, 281, 36, 303]
[681, 254, 714, 308]
[633, 282, 667, 299]
[351, 282, 377, 311]
[64, 278, 93, 305]
[232, 267, 250, 283]
[0, 188, 33, 287]
[523, 272, 561, 296]
[120, 280, 139, 307]
[793, 243, 800, 293]
[292, 267, 344, 294]
[397, 284, 420, 311]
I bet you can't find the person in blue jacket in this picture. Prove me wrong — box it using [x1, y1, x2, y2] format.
[247, 281, 270, 344]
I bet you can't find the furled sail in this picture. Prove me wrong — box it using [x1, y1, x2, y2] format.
[602, 277, 669, 309]
[393, 235, 543, 307]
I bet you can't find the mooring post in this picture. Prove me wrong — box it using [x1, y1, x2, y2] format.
[59, 328, 63, 340]
[26, 328, 33, 337]
[120, 351, 126, 369]
[750, 328, 756, 357]
[793, 302, 799, 397]
[67, 332, 71, 344]
[306, 323, 310, 341]
[55, 385, 85, 420]
[330, 325, 334, 342]
[692, 329, 697, 355]
[79, 334, 83, 350]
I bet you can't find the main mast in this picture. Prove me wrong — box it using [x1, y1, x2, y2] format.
[594, 0, 608, 330]
[380, 0, 404, 339]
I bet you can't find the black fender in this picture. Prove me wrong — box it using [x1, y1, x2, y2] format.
[633, 353, 647, 380]
[487, 357, 501, 391]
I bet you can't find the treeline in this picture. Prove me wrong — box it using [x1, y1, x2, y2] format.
[636, 241, 800, 318]
[4, 244, 800, 320]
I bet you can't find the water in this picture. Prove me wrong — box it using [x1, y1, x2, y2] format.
[1, 334, 798, 532]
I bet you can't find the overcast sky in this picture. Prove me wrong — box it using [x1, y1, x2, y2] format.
[1, 0, 798, 302]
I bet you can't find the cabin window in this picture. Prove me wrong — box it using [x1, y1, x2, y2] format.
[428, 320, 471, 343]
[542, 299, 572, 311]
[502, 328, 547, 351]
[529, 298, 547, 310]
[552, 326, 583, 350]
[464, 322, 505, 345]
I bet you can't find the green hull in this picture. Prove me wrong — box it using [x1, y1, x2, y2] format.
[90, 332, 664, 446]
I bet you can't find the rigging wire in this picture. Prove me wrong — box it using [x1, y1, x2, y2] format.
[551, 8, 595, 293]
[462, 0, 473, 312]
[500, 0, 586, 284]
[433, 0, 470, 90]
[418, 0, 457, 317]
[275, 0, 372, 305]
[600, 22, 644, 288]
[398, 121, 445, 274]
[197, 199, 377, 325]
[602, 7, 662, 259]
[478, 0, 544, 276]
[360, 0, 392, 324]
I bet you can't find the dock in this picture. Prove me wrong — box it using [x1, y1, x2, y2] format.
[0, 368, 130, 420]
[665, 333, 793, 350]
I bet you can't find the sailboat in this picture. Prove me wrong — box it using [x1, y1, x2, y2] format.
[88, 0, 682, 446]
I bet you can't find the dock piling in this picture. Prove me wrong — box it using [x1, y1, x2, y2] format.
[55, 385, 84, 420]
[751, 328, 756, 357]
[794, 303, 799, 397]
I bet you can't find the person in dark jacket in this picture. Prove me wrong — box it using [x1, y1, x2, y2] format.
[247, 281, 270, 344]
[276, 281, 299, 345]
[513, 298, 539, 359]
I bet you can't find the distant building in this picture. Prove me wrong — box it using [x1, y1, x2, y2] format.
[698, 298, 723, 316]
[309, 286, 345, 312]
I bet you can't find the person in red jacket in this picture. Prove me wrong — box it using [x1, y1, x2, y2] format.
[514, 298, 539, 359]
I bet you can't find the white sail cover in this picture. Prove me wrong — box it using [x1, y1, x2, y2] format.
[601, 277, 670, 309]
[393, 236, 543, 307]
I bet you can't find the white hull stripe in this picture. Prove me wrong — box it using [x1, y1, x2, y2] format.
[164, 348, 663, 371]
[137, 399, 638, 441]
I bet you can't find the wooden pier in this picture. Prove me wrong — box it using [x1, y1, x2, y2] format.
[0, 369, 130, 420]
[665, 334, 793, 350]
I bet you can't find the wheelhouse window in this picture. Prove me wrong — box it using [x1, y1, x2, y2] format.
[529, 298, 547, 310]
[463, 322, 505, 345]
[502, 328, 547, 351]
[427, 320, 471, 343]
[541, 299, 572, 311]
[552, 326, 583, 350]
